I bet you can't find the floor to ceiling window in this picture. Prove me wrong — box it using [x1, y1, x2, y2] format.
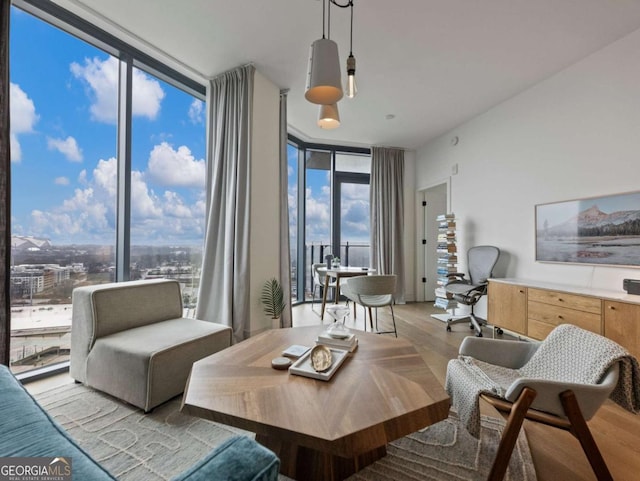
[130, 67, 206, 311]
[9, 1, 206, 377]
[287, 136, 370, 303]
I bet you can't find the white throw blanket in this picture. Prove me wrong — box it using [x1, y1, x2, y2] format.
[446, 324, 640, 438]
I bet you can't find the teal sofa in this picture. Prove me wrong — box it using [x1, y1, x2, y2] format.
[0, 365, 279, 481]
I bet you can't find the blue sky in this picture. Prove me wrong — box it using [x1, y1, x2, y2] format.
[9, 7, 206, 246]
[10, 5, 368, 250]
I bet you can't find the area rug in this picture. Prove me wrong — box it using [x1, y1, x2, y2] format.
[35, 383, 536, 481]
[346, 413, 536, 481]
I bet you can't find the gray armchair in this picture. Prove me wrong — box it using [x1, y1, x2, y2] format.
[445, 323, 640, 481]
[341, 274, 397, 337]
[311, 263, 336, 314]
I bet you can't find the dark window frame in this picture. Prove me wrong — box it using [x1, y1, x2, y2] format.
[10, 0, 206, 380]
[287, 134, 370, 304]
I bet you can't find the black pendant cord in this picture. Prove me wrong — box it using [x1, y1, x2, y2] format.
[322, 0, 326, 39]
[349, 1, 354, 55]
[327, 0, 331, 40]
[327, 0, 354, 52]
[329, 0, 353, 9]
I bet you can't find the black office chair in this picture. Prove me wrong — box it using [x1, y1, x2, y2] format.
[445, 245, 500, 337]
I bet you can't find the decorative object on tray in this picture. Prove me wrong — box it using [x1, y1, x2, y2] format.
[310, 345, 333, 371]
[289, 346, 350, 381]
[282, 344, 311, 358]
[271, 357, 292, 370]
[317, 330, 358, 352]
[325, 304, 351, 339]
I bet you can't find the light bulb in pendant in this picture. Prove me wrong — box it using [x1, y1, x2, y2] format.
[345, 54, 357, 98]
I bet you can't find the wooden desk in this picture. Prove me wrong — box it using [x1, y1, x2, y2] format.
[319, 266, 374, 320]
[181, 326, 449, 481]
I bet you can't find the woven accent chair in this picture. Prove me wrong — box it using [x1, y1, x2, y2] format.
[445, 324, 640, 481]
[341, 274, 397, 337]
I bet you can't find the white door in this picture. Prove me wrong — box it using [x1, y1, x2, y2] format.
[419, 183, 447, 301]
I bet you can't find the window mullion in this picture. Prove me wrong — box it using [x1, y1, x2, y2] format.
[116, 54, 132, 281]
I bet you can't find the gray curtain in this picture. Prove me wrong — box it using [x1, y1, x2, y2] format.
[279, 89, 292, 328]
[196, 65, 254, 342]
[0, 0, 10, 365]
[370, 146, 405, 303]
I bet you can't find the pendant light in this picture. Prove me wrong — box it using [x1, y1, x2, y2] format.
[305, 0, 343, 105]
[345, 1, 357, 98]
[317, 103, 340, 129]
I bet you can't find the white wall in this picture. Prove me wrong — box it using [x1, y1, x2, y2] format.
[249, 70, 281, 334]
[414, 27, 640, 317]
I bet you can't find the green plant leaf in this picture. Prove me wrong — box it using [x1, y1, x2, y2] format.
[260, 277, 286, 319]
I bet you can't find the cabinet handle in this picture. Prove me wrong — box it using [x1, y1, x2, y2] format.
[518, 290, 524, 294]
[609, 305, 615, 310]
[558, 298, 564, 302]
[558, 315, 564, 320]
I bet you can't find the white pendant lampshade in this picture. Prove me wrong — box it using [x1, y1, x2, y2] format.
[317, 103, 340, 129]
[305, 38, 343, 105]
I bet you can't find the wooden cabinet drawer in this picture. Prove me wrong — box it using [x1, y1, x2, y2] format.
[528, 300, 601, 334]
[604, 301, 640, 360]
[528, 288, 601, 314]
[488, 282, 526, 334]
[527, 319, 555, 340]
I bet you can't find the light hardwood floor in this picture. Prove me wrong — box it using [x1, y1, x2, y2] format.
[300, 301, 639, 481]
[26, 301, 640, 480]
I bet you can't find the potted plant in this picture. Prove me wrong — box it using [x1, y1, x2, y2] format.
[260, 277, 287, 328]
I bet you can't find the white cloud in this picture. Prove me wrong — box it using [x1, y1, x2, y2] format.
[10, 134, 21, 162]
[131, 66, 165, 119]
[9, 83, 39, 163]
[147, 142, 205, 188]
[33, 187, 110, 238]
[54, 177, 70, 186]
[70, 57, 165, 124]
[31, 160, 118, 241]
[47, 136, 83, 162]
[188, 99, 204, 124]
[132, 170, 163, 219]
[305, 186, 330, 242]
[93, 158, 117, 198]
[27, 152, 207, 244]
[163, 191, 193, 218]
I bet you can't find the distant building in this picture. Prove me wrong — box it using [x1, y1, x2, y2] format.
[11, 235, 52, 252]
[11, 264, 73, 298]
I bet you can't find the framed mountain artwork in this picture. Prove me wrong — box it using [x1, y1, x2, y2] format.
[535, 191, 640, 266]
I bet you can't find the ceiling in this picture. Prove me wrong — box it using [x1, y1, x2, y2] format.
[55, 0, 640, 151]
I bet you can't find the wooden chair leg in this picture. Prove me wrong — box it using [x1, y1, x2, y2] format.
[390, 304, 397, 337]
[560, 390, 613, 481]
[488, 387, 537, 481]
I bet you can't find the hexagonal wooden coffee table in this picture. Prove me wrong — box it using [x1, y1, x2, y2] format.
[181, 325, 450, 481]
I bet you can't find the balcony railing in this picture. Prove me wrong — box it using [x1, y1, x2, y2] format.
[304, 242, 370, 300]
